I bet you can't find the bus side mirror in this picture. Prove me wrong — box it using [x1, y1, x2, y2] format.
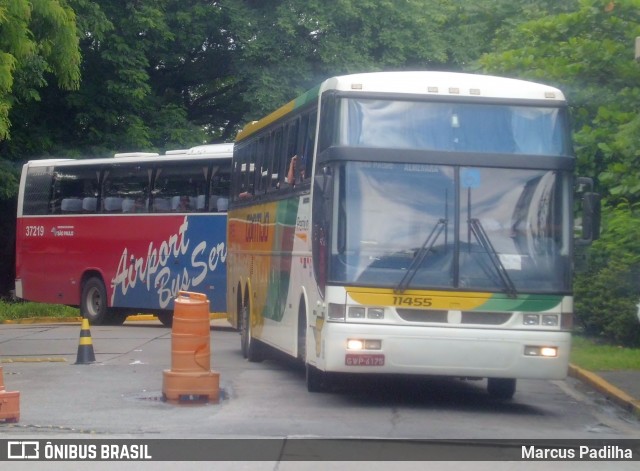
[575, 178, 601, 245]
[581, 192, 601, 243]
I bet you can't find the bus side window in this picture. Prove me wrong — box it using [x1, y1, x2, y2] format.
[290, 111, 315, 186]
[52, 166, 99, 214]
[255, 136, 267, 195]
[257, 134, 274, 195]
[271, 128, 283, 191]
[239, 142, 255, 199]
[23, 167, 54, 215]
[231, 155, 242, 201]
[210, 167, 231, 212]
[283, 119, 299, 188]
[302, 109, 317, 182]
[152, 163, 204, 213]
[103, 163, 150, 213]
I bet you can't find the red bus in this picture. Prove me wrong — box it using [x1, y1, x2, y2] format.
[15, 144, 232, 325]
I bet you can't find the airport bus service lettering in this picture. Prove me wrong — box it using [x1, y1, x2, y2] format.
[110, 216, 227, 308]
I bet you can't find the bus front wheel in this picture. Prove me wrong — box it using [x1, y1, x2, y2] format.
[81, 277, 108, 325]
[299, 302, 329, 393]
[306, 364, 328, 393]
[487, 378, 516, 400]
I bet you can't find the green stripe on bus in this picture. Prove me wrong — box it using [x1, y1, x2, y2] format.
[478, 294, 563, 312]
[236, 85, 321, 141]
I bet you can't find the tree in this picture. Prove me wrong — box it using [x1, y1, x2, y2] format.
[479, 0, 640, 345]
[221, 0, 463, 121]
[0, 0, 81, 140]
[1, 0, 246, 159]
[4, 0, 535, 161]
[574, 203, 640, 346]
[479, 0, 640, 203]
[2, 0, 598, 299]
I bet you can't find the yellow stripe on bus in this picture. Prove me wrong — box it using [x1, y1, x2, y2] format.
[346, 288, 493, 311]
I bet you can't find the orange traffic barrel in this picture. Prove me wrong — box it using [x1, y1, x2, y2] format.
[170, 291, 211, 372]
[163, 291, 219, 404]
[0, 366, 20, 423]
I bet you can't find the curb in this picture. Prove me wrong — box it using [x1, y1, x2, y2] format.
[568, 364, 640, 418]
[1, 317, 82, 325]
[1, 312, 227, 325]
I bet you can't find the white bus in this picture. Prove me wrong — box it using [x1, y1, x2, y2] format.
[227, 72, 599, 398]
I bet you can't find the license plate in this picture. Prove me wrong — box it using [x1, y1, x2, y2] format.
[345, 354, 385, 366]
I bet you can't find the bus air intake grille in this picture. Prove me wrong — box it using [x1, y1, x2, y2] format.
[396, 310, 448, 323]
[396, 309, 512, 325]
[460, 311, 512, 325]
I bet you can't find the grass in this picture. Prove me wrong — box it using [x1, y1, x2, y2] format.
[570, 334, 640, 371]
[0, 300, 80, 322]
[2, 301, 639, 372]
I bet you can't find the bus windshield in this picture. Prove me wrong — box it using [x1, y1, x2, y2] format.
[337, 98, 570, 156]
[330, 162, 572, 294]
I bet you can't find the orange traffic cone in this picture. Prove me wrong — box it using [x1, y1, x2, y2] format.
[163, 291, 219, 404]
[75, 318, 96, 364]
[0, 366, 20, 423]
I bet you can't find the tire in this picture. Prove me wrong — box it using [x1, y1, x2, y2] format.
[298, 301, 328, 393]
[487, 378, 516, 400]
[297, 303, 307, 363]
[240, 298, 263, 362]
[80, 277, 108, 325]
[306, 363, 327, 393]
[156, 312, 173, 327]
[106, 311, 127, 326]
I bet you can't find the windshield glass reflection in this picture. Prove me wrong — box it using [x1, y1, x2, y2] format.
[338, 99, 569, 156]
[329, 162, 571, 294]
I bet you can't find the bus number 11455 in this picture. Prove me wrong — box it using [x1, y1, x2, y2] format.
[392, 296, 432, 307]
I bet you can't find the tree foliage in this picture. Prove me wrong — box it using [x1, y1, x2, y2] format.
[1, 0, 561, 160]
[574, 203, 640, 346]
[0, 0, 81, 140]
[480, 0, 640, 345]
[221, 0, 454, 120]
[0, 0, 639, 345]
[480, 0, 640, 204]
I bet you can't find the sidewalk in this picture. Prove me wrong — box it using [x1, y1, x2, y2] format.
[568, 364, 640, 418]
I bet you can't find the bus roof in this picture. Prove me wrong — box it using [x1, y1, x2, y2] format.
[23, 143, 233, 168]
[321, 71, 565, 101]
[236, 71, 566, 142]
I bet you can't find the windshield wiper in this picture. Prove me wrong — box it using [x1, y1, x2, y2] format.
[468, 218, 517, 298]
[394, 218, 447, 294]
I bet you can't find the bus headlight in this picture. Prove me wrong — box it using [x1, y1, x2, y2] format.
[368, 308, 385, 319]
[347, 339, 382, 350]
[524, 346, 558, 357]
[348, 307, 366, 319]
[523, 313, 560, 326]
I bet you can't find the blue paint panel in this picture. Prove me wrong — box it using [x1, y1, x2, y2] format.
[110, 215, 227, 312]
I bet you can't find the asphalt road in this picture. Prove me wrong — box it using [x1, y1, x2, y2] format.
[1, 319, 639, 470]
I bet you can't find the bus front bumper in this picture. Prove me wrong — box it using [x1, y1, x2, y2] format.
[317, 323, 571, 380]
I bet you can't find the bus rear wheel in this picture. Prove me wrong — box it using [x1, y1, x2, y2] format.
[487, 378, 516, 400]
[81, 277, 108, 325]
[240, 299, 263, 362]
[157, 312, 173, 327]
[107, 310, 127, 326]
